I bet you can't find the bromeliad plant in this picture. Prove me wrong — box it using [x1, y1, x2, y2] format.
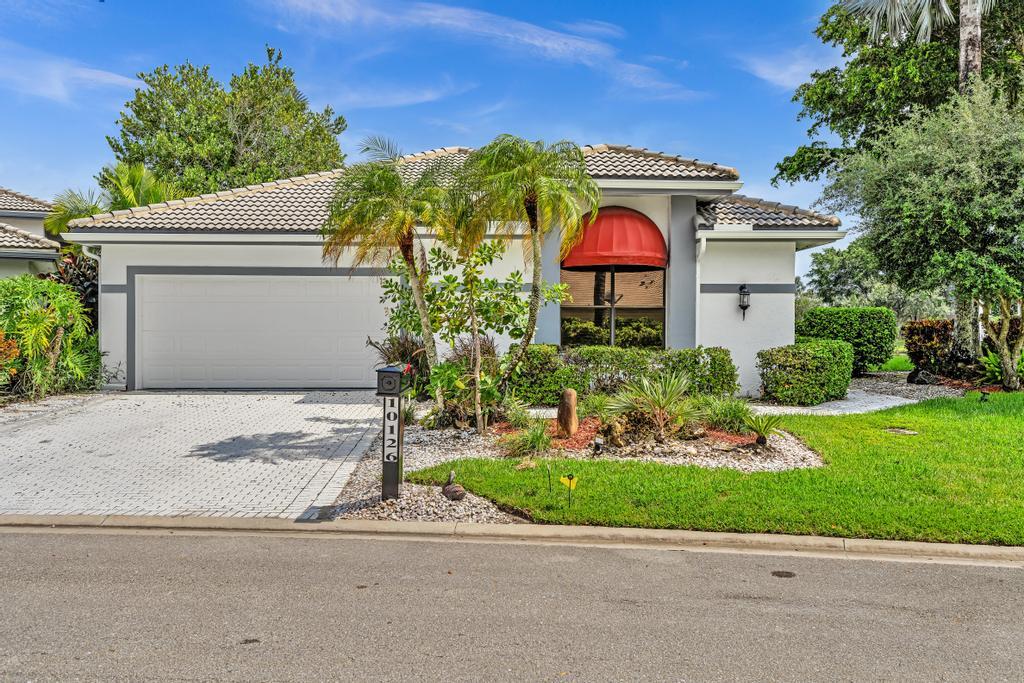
[744, 413, 786, 446]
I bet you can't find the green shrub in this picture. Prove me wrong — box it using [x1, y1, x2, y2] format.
[660, 347, 739, 396]
[500, 391, 532, 429]
[757, 339, 853, 406]
[506, 344, 588, 406]
[579, 392, 612, 421]
[615, 318, 663, 348]
[979, 350, 1024, 385]
[561, 318, 608, 346]
[693, 395, 752, 433]
[0, 275, 99, 397]
[563, 345, 652, 393]
[796, 306, 897, 375]
[902, 319, 953, 374]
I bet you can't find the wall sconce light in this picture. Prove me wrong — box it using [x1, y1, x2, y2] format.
[738, 284, 751, 320]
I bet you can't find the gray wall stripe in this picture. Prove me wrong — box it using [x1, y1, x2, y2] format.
[700, 283, 796, 294]
[125, 265, 389, 391]
[101, 284, 128, 293]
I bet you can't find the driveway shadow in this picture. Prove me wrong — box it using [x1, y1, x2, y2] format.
[187, 426, 369, 464]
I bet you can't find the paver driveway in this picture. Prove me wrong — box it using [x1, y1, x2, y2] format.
[0, 391, 379, 519]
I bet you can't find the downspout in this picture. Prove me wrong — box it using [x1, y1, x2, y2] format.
[695, 235, 706, 345]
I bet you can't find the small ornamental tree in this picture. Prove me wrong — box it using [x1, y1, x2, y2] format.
[822, 81, 1024, 389]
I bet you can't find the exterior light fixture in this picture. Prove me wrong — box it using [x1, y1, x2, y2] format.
[738, 284, 751, 320]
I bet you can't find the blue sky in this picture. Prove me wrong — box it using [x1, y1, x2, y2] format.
[0, 0, 846, 273]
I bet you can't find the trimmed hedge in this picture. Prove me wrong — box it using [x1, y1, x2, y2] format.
[507, 344, 739, 405]
[795, 306, 897, 375]
[505, 344, 588, 406]
[757, 339, 854, 406]
[902, 319, 953, 373]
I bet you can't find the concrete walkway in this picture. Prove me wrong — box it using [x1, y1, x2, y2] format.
[0, 391, 379, 519]
[751, 388, 919, 416]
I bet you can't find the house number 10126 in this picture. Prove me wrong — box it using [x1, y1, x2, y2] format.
[380, 394, 404, 499]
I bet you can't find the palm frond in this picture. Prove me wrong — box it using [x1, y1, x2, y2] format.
[360, 135, 403, 163]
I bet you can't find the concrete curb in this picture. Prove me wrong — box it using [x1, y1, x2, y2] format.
[1, 514, 1022, 564]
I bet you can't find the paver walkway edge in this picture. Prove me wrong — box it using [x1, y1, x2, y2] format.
[1, 514, 1022, 565]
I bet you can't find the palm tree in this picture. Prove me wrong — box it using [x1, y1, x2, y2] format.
[844, 0, 995, 90]
[321, 137, 445, 381]
[843, 0, 997, 361]
[467, 135, 601, 376]
[44, 162, 183, 238]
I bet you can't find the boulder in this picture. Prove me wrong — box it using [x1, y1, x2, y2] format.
[557, 388, 579, 437]
[908, 369, 941, 385]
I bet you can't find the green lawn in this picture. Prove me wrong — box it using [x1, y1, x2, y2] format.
[874, 353, 914, 372]
[409, 392, 1024, 545]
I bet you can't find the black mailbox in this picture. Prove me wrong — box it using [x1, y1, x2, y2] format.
[376, 365, 406, 397]
[375, 365, 407, 500]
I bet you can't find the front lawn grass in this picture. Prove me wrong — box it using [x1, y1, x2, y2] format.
[409, 392, 1024, 545]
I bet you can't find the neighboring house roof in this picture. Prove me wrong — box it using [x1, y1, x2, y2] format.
[697, 195, 840, 230]
[0, 187, 53, 214]
[0, 221, 60, 252]
[65, 144, 748, 234]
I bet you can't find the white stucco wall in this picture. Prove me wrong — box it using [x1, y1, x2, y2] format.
[93, 235, 530, 386]
[697, 240, 796, 396]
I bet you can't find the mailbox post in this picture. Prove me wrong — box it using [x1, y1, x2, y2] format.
[376, 365, 406, 500]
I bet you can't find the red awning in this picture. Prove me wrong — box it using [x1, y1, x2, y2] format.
[561, 206, 668, 272]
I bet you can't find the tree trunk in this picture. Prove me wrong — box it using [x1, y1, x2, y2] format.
[959, 0, 983, 93]
[470, 300, 485, 435]
[950, 294, 980, 370]
[947, 0, 984, 363]
[500, 197, 543, 385]
[400, 237, 443, 410]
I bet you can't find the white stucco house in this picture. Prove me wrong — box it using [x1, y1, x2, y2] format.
[0, 187, 58, 277]
[65, 145, 844, 395]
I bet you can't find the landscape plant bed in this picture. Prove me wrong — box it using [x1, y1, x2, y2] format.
[408, 393, 1024, 545]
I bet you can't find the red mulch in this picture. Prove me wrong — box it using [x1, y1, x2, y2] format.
[705, 428, 758, 446]
[938, 377, 1004, 393]
[488, 421, 519, 436]
[549, 417, 601, 451]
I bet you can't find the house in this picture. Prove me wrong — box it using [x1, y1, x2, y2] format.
[0, 187, 58, 277]
[65, 145, 844, 395]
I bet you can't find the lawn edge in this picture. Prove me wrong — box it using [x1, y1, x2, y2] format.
[1, 514, 1022, 564]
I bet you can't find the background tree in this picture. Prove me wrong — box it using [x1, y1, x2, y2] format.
[776, 2, 1023, 185]
[468, 135, 600, 380]
[821, 82, 1024, 388]
[806, 237, 881, 304]
[109, 47, 346, 196]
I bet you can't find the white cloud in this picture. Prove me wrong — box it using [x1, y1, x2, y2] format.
[738, 46, 842, 90]
[556, 19, 626, 39]
[332, 76, 475, 109]
[262, 0, 700, 100]
[0, 40, 138, 104]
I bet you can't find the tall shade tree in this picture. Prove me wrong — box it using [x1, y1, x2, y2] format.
[821, 81, 1024, 388]
[467, 135, 600, 377]
[109, 47, 346, 196]
[840, 0, 1002, 359]
[321, 138, 444, 386]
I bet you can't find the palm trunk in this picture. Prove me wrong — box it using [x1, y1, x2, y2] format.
[470, 304, 485, 435]
[949, 0, 984, 363]
[959, 0, 983, 93]
[400, 237, 442, 409]
[500, 197, 543, 385]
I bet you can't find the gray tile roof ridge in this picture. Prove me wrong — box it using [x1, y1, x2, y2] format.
[581, 143, 740, 180]
[0, 221, 60, 249]
[0, 186, 53, 211]
[709, 193, 841, 227]
[67, 168, 346, 229]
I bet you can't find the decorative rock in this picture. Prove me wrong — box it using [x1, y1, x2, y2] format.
[441, 470, 467, 501]
[557, 388, 579, 437]
[908, 369, 941, 385]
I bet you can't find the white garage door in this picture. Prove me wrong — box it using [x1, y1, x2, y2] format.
[137, 274, 387, 389]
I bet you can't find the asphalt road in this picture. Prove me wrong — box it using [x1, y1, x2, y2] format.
[1, 530, 1022, 682]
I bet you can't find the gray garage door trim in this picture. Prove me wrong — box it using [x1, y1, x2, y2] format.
[125, 266, 388, 390]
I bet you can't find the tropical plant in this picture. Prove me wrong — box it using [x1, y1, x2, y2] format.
[500, 419, 552, 459]
[108, 47, 346, 196]
[0, 276, 100, 397]
[322, 136, 444, 399]
[0, 330, 19, 390]
[607, 371, 696, 442]
[979, 350, 1024, 385]
[467, 135, 601, 381]
[579, 392, 613, 423]
[45, 162, 184, 239]
[744, 413, 786, 446]
[366, 332, 429, 397]
[46, 252, 99, 328]
[500, 391, 532, 430]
